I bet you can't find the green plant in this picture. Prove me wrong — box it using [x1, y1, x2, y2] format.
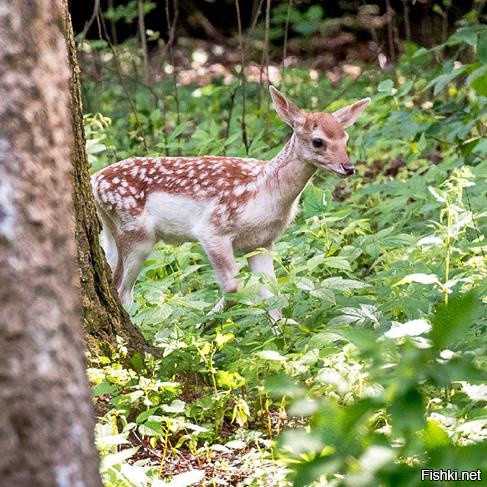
[81, 20, 487, 486]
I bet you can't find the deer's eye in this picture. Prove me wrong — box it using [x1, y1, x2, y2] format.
[312, 138, 326, 149]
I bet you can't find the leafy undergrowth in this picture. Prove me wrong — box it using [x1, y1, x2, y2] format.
[84, 23, 487, 487]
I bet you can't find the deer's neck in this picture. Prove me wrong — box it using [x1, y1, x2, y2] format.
[261, 133, 316, 205]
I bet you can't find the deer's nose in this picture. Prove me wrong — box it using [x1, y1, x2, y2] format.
[341, 164, 355, 176]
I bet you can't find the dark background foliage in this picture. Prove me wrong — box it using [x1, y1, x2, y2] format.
[71, 0, 484, 47]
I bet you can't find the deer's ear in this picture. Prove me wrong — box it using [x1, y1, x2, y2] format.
[269, 86, 305, 129]
[332, 98, 371, 128]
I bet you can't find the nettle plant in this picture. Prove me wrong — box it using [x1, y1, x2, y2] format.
[276, 291, 486, 487]
[81, 19, 487, 487]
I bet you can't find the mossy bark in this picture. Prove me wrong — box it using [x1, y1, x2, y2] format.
[62, 0, 154, 355]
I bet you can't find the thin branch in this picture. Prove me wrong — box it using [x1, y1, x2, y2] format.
[138, 0, 149, 84]
[235, 0, 249, 154]
[222, 86, 237, 156]
[97, 5, 149, 153]
[282, 0, 293, 69]
[165, 0, 181, 156]
[257, 0, 271, 110]
[385, 0, 396, 63]
[154, 0, 180, 155]
[107, 0, 118, 44]
[79, 0, 100, 40]
[464, 187, 486, 259]
[402, 0, 411, 42]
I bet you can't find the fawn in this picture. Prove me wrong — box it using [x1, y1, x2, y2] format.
[91, 87, 370, 320]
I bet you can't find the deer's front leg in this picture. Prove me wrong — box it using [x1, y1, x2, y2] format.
[247, 252, 282, 322]
[200, 236, 239, 313]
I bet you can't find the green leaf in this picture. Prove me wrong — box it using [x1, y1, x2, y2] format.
[136, 406, 159, 424]
[154, 469, 205, 487]
[92, 381, 117, 397]
[321, 277, 369, 291]
[378, 79, 394, 94]
[215, 332, 234, 348]
[288, 398, 320, 417]
[477, 31, 487, 65]
[256, 350, 287, 362]
[216, 370, 246, 389]
[310, 287, 336, 303]
[424, 420, 450, 449]
[390, 388, 425, 435]
[322, 256, 352, 271]
[394, 273, 439, 286]
[449, 27, 477, 47]
[141, 420, 165, 435]
[417, 133, 427, 152]
[472, 138, 487, 155]
[471, 70, 487, 96]
[306, 253, 325, 271]
[279, 429, 323, 456]
[306, 5, 323, 21]
[429, 67, 468, 96]
[430, 291, 480, 350]
[161, 399, 186, 414]
[101, 446, 140, 469]
[302, 185, 329, 218]
[168, 121, 190, 141]
[291, 456, 341, 487]
[385, 319, 431, 339]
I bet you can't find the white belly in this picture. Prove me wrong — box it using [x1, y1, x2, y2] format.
[232, 194, 300, 251]
[145, 189, 300, 251]
[145, 192, 213, 244]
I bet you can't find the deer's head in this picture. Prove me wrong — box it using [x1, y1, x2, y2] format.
[269, 86, 370, 177]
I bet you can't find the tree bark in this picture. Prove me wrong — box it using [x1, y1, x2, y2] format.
[62, 0, 153, 355]
[0, 1, 101, 485]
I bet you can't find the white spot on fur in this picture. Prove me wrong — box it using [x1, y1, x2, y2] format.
[233, 185, 246, 196]
[246, 182, 257, 191]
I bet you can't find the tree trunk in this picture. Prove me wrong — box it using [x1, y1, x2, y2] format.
[0, 1, 101, 485]
[62, 0, 153, 355]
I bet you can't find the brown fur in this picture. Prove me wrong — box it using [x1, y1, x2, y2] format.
[92, 156, 264, 220]
[303, 112, 345, 140]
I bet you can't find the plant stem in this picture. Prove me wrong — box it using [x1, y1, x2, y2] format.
[444, 202, 453, 304]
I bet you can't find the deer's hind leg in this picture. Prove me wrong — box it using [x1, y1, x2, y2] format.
[248, 251, 282, 322]
[113, 223, 155, 304]
[199, 236, 239, 313]
[96, 204, 119, 271]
